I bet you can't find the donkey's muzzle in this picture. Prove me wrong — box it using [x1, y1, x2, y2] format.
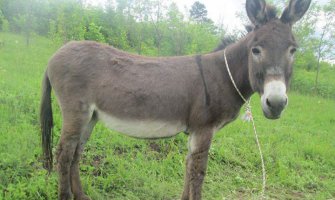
[261, 80, 288, 119]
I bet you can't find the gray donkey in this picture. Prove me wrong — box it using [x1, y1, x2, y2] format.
[40, 0, 311, 199]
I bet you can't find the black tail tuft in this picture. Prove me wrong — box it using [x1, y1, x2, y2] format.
[40, 72, 54, 173]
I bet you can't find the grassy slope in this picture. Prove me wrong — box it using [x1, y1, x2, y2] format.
[0, 33, 334, 200]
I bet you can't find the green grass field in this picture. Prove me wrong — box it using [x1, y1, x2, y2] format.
[0, 33, 334, 200]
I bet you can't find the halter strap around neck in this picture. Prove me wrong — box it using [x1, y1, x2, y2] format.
[223, 49, 249, 103]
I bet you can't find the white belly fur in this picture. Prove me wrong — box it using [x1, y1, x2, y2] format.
[96, 109, 186, 138]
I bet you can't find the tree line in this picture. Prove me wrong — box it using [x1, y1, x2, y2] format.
[0, 0, 224, 56]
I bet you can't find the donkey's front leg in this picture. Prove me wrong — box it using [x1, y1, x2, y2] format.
[181, 129, 214, 200]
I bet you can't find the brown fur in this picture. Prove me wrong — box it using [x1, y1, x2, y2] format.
[40, 0, 311, 199]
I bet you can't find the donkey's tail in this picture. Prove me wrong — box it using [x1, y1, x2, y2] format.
[40, 72, 54, 173]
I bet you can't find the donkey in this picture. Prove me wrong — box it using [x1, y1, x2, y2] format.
[40, 0, 311, 199]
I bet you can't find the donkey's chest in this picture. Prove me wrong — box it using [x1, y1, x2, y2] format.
[97, 110, 186, 138]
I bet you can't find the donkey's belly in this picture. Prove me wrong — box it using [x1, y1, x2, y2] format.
[97, 110, 186, 138]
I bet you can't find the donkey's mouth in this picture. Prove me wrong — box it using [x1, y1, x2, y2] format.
[262, 108, 282, 120]
[261, 94, 288, 120]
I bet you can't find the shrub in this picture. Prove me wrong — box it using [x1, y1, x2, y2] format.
[84, 22, 105, 43]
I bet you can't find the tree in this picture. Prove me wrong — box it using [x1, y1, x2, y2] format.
[3, 0, 37, 46]
[147, 0, 169, 55]
[103, 3, 131, 49]
[189, 1, 209, 23]
[166, 2, 188, 55]
[14, 13, 35, 46]
[293, 2, 319, 71]
[314, 0, 335, 90]
[51, 1, 86, 43]
[0, 10, 9, 32]
[84, 22, 105, 42]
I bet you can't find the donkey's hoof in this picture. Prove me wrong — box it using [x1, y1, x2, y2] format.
[74, 194, 91, 200]
[59, 193, 72, 200]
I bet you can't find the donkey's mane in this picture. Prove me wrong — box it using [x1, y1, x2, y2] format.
[213, 36, 237, 52]
[213, 4, 278, 52]
[265, 5, 278, 20]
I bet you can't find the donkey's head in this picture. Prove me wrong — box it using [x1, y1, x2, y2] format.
[246, 0, 311, 119]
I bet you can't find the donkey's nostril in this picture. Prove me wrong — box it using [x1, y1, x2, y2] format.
[266, 98, 272, 107]
[265, 96, 288, 110]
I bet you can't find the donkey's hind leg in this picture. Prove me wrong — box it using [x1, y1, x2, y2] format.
[56, 108, 92, 200]
[70, 114, 97, 200]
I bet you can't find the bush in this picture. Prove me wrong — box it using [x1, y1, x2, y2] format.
[84, 22, 105, 43]
[291, 67, 335, 99]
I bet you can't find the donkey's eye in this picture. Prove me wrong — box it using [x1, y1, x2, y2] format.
[290, 48, 297, 54]
[252, 47, 261, 55]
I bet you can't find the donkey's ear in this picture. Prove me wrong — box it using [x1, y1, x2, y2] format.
[280, 0, 311, 25]
[246, 0, 267, 25]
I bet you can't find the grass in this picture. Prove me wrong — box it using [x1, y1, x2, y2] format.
[0, 32, 334, 199]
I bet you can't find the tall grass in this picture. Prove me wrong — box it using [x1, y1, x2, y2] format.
[0, 33, 334, 199]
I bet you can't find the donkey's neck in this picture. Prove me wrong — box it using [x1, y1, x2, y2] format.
[217, 38, 254, 102]
[227, 39, 253, 100]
